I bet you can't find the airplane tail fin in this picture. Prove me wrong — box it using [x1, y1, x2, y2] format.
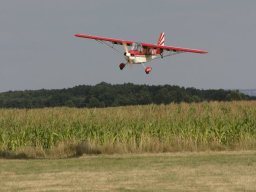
[157, 32, 165, 46]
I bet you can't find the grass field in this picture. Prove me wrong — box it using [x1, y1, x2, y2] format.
[0, 101, 256, 158]
[0, 151, 256, 191]
[0, 101, 256, 191]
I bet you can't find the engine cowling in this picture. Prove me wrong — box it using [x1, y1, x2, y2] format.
[145, 66, 152, 74]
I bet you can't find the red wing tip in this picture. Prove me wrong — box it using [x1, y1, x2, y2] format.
[74, 34, 89, 38]
[196, 50, 208, 54]
[74, 34, 82, 37]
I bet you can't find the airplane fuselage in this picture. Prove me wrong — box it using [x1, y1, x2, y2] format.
[125, 50, 161, 64]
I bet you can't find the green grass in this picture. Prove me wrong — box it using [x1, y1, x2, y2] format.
[0, 151, 256, 191]
[0, 101, 256, 158]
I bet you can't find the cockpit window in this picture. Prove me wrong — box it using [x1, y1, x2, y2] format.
[131, 42, 143, 51]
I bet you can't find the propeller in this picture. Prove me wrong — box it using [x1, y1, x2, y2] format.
[122, 42, 133, 68]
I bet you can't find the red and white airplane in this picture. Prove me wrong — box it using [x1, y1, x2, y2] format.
[74, 32, 208, 74]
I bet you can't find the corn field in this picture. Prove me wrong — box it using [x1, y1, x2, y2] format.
[0, 101, 256, 158]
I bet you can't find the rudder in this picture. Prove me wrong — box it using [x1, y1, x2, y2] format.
[157, 32, 165, 46]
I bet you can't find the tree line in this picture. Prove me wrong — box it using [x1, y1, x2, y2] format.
[0, 82, 253, 108]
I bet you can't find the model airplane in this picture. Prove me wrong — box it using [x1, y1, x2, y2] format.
[74, 32, 208, 74]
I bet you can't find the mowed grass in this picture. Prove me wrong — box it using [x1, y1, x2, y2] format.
[0, 101, 256, 158]
[0, 151, 256, 191]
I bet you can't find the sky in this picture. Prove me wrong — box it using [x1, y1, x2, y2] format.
[1, 0, 256, 92]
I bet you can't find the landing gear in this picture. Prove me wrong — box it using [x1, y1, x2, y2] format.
[145, 66, 152, 74]
[119, 63, 126, 70]
[141, 63, 152, 74]
[119, 62, 152, 74]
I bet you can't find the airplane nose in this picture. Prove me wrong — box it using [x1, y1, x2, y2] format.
[124, 52, 131, 57]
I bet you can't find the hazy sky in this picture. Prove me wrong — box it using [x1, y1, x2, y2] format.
[1, 0, 256, 92]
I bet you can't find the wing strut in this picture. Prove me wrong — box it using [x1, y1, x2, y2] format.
[123, 43, 128, 53]
[96, 40, 123, 56]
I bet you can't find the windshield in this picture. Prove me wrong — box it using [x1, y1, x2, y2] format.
[131, 42, 143, 51]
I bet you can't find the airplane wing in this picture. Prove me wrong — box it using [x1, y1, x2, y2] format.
[74, 34, 134, 46]
[140, 42, 208, 54]
[75, 33, 208, 54]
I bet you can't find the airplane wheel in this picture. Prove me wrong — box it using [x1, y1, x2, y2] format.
[119, 63, 126, 70]
[145, 66, 152, 74]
